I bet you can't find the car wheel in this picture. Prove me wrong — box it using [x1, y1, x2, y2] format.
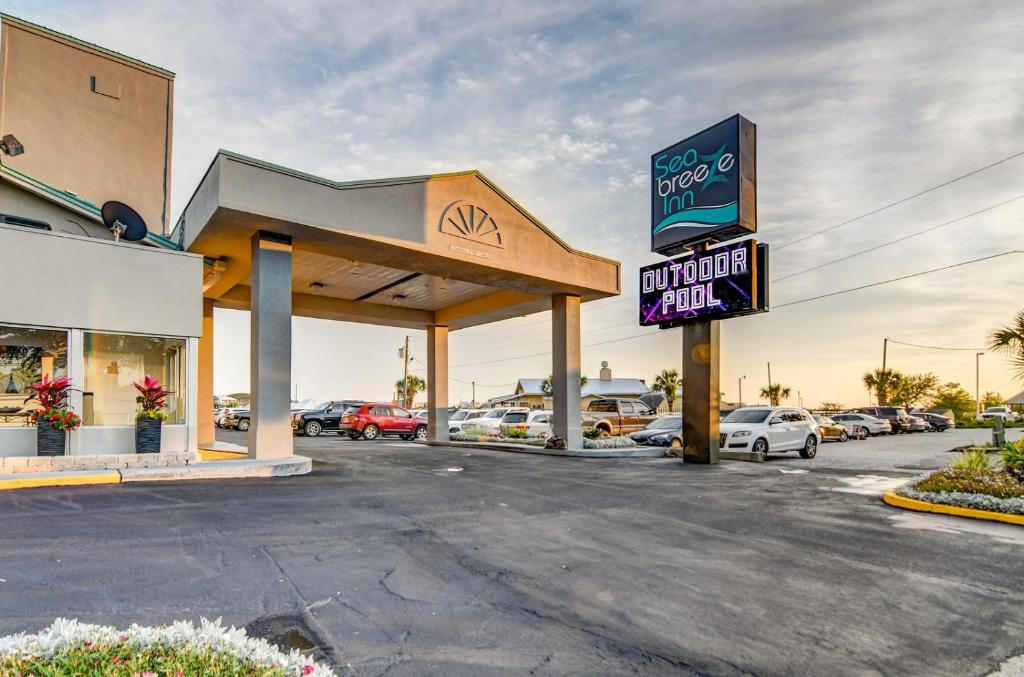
[670, 437, 683, 448]
[303, 421, 322, 437]
[799, 435, 817, 459]
[752, 438, 769, 456]
[362, 424, 379, 440]
[858, 427, 869, 440]
[236, 418, 250, 432]
[348, 433, 360, 440]
[415, 425, 428, 440]
[839, 430, 849, 442]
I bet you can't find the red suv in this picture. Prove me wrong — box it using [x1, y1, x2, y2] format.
[341, 403, 427, 441]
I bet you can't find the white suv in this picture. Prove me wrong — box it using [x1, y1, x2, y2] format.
[977, 406, 1019, 423]
[720, 406, 821, 458]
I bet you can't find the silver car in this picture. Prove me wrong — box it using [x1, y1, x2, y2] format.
[831, 413, 892, 436]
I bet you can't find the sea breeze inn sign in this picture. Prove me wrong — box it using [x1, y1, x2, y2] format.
[650, 114, 757, 256]
[642, 114, 767, 328]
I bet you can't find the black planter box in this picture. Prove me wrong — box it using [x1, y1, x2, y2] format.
[36, 417, 66, 456]
[136, 417, 163, 454]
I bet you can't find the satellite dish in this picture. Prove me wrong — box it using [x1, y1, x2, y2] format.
[101, 201, 148, 242]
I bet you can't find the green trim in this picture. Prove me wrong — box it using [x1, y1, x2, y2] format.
[1, 13, 174, 78]
[144, 231, 181, 250]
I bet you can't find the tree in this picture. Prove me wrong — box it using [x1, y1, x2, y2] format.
[653, 369, 681, 412]
[759, 383, 791, 406]
[981, 391, 1005, 409]
[862, 368, 902, 406]
[890, 372, 938, 409]
[990, 309, 1024, 383]
[395, 375, 426, 409]
[819, 402, 844, 414]
[541, 373, 587, 397]
[928, 382, 975, 423]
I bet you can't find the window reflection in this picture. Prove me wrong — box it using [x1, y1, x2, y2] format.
[0, 326, 67, 427]
[83, 333, 186, 425]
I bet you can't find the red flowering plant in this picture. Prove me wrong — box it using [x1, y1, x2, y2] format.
[133, 375, 171, 421]
[24, 374, 82, 432]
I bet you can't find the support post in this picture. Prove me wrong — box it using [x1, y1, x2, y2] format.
[197, 298, 216, 447]
[552, 294, 582, 450]
[681, 320, 720, 464]
[249, 231, 293, 460]
[427, 325, 449, 443]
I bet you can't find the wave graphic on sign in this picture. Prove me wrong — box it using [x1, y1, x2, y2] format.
[653, 201, 738, 235]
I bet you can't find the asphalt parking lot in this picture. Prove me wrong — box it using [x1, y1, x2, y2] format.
[1, 428, 1022, 676]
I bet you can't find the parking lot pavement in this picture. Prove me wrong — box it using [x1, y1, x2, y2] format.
[1, 430, 1022, 676]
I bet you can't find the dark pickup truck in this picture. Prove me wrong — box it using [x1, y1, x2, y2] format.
[583, 398, 659, 436]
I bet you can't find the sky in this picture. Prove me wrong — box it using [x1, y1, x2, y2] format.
[12, 0, 1024, 408]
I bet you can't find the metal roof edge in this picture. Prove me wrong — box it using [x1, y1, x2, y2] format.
[1, 13, 175, 78]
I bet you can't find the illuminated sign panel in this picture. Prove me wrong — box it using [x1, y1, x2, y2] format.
[639, 240, 768, 327]
[651, 114, 757, 255]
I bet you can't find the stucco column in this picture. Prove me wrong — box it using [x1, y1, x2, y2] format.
[681, 320, 720, 464]
[427, 325, 449, 443]
[197, 298, 216, 447]
[551, 294, 582, 450]
[249, 231, 293, 459]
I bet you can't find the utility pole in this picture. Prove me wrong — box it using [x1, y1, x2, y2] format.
[882, 337, 888, 373]
[399, 336, 410, 408]
[976, 352, 984, 415]
[472, 381, 476, 408]
[738, 375, 746, 408]
[766, 361, 772, 403]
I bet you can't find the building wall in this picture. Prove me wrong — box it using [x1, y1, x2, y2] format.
[0, 180, 109, 238]
[0, 15, 174, 232]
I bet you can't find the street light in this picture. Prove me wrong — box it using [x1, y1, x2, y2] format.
[976, 352, 984, 415]
[738, 375, 746, 408]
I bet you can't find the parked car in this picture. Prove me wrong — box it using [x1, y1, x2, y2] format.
[496, 409, 553, 438]
[447, 408, 487, 434]
[917, 412, 952, 431]
[905, 414, 929, 433]
[813, 415, 853, 442]
[831, 412, 891, 436]
[222, 408, 250, 431]
[854, 406, 912, 433]
[628, 415, 683, 448]
[583, 398, 658, 436]
[410, 409, 428, 419]
[340, 403, 427, 440]
[292, 400, 364, 436]
[977, 406, 1019, 423]
[450, 408, 502, 435]
[719, 407, 821, 458]
[213, 408, 230, 428]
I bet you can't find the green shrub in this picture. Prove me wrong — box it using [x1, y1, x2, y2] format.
[462, 425, 488, 437]
[501, 427, 528, 439]
[915, 468, 1024, 499]
[1000, 439, 1024, 471]
[950, 448, 991, 471]
[582, 428, 603, 440]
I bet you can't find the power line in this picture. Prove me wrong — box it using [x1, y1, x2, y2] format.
[773, 194, 1024, 282]
[886, 338, 987, 352]
[774, 149, 1024, 251]
[772, 250, 1022, 308]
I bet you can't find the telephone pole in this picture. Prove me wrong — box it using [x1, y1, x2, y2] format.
[472, 380, 476, 407]
[882, 337, 888, 372]
[400, 336, 410, 407]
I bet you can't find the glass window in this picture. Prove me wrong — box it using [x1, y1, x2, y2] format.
[0, 325, 67, 426]
[503, 413, 528, 423]
[589, 400, 616, 412]
[725, 409, 771, 424]
[620, 402, 635, 415]
[392, 408, 411, 418]
[83, 333, 187, 425]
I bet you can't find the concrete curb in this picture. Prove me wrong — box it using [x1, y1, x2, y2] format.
[0, 456, 312, 490]
[882, 489, 1024, 526]
[419, 440, 667, 458]
[0, 470, 121, 491]
[720, 450, 766, 463]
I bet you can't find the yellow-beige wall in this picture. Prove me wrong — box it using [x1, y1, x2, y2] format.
[0, 16, 173, 233]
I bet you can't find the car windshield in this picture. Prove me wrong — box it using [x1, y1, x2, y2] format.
[451, 411, 471, 420]
[483, 409, 507, 419]
[648, 416, 682, 430]
[723, 409, 771, 424]
[984, 407, 1004, 412]
[343, 406, 359, 414]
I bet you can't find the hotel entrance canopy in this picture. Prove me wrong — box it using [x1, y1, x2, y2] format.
[175, 150, 621, 458]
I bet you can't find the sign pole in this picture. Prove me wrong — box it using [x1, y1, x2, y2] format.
[681, 315, 720, 464]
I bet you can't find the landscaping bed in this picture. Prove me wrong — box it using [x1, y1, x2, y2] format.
[894, 443, 1024, 516]
[451, 432, 638, 449]
[0, 618, 333, 676]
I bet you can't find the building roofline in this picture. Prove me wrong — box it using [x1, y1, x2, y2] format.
[0, 162, 180, 250]
[1, 13, 175, 79]
[176, 149, 619, 266]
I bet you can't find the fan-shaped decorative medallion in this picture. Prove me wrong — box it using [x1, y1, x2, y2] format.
[438, 200, 503, 248]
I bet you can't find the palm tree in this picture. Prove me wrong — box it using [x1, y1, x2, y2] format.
[541, 373, 588, 397]
[759, 383, 791, 407]
[862, 368, 901, 405]
[653, 369, 681, 412]
[990, 309, 1024, 383]
[395, 375, 426, 409]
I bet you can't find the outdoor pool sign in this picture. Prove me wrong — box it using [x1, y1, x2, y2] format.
[651, 114, 757, 255]
[639, 239, 768, 328]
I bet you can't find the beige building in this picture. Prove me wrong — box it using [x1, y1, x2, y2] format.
[486, 363, 652, 410]
[0, 14, 174, 233]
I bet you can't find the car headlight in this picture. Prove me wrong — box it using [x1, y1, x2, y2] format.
[733, 430, 751, 437]
[650, 433, 669, 442]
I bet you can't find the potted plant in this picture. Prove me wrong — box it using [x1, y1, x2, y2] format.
[133, 376, 169, 453]
[24, 375, 81, 456]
